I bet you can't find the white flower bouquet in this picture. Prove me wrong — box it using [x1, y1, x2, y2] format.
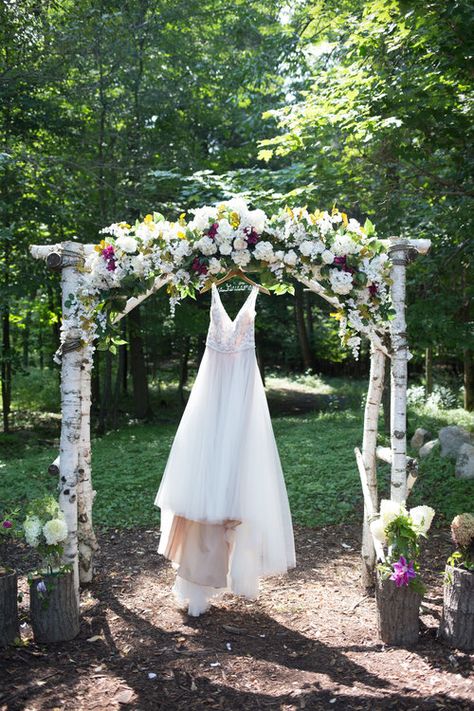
[23, 496, 69, 574]
[371, 499, 435, 593]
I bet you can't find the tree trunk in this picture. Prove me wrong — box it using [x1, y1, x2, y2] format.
[0, 571, 19, 647]
[77, 357, 98, 584]
[1, 304, 11, 433]
[425, 346, 433, 397]
[381, 360, 391, 435]
[294, 282, 314, 371]
[439, 565, 474, 651]
[29, 571, 80, 643]
[389, 239, 408, 503]
[360, 347, 386, 591]
[376, 574, 421, 646]
[464, 349, 474, 412]
[129, 306, 151, 419]
[22, 309, 31, 368]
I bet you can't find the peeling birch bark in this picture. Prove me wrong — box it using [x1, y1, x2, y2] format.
[389, 239, 409, 503]
[360, 347, 386, 589]
[354, 447, 385, 563]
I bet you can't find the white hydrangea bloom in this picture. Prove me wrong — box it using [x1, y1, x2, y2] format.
[346, 218, 363, 235]
[331, 212, 343, 224]
[380, 499, 404, 528]
[24, 516, 42, 547]
[116, 235, 138, 254]
[253, 241, 274, 262]
[175, 269, 190, 284]
[216, 219, 234, 240]
[232, 249, 251, 267]
[196, 236, 217, 256]
[131, 254, 146, 277]
[329, 269, 353, 295]
[322, 250, 334, 264]
[172, 240, 192, 264]
[43, 517, 68, 546]
[226, 196, 250, 217]
[188, 206, 217, 231]
[284, 250, 298, 267]
[248, 208, 267, 233]
[409, 505, 435, 534]
[370, 517, 387, 544]
[332, 233, 361, 256]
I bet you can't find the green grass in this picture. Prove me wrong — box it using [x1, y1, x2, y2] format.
[1, 404, 473, 530]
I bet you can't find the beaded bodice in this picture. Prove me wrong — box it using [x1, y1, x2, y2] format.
[206, 284, 258, 354]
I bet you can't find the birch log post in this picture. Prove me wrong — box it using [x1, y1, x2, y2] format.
[388, 239, 409, 503]
[360, 347, 386, 590]
[31, 241, 85, 603]
[77, 356, 98, 583]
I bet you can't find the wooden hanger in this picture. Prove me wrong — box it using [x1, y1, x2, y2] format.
[200, 268, 270, 295]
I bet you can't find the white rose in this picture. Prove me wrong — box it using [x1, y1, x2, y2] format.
[116, 235, 138, 253]
[274, 250, 285, 262]
[248, 208, 267, 233]
[218, 240, 233, 256]
[409, 505, 435, 534]
[131, 254, 145, 277]
[322, 250, 334, 264]
[208, 258, 223, 275]
[216, 219, 234, 240]
[43, 517, 68, 546]
[380, 499, 404, 529]
[332, 212, 342, 224]
[284, 250, 298, 267]
[196, 236, 217, 256]
[299, 240, 314, 257]
[24, 516, 42, 548]
[370, 517, 387, 544]
[233, 237, 247, 251]
[232, 249, 251, 267]
[226, 197, 249, 216]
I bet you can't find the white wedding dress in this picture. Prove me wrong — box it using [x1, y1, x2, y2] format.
[155, 284, 295, 615]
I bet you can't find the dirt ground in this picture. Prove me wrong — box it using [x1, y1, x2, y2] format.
[0, 524, 472, 711]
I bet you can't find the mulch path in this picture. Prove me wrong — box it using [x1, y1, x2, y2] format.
[0, 524, 472, 711]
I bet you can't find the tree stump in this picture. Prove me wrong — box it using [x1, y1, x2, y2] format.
[30, 571, 80, 643]
[376, 574, 421, 646]
[439, 565, 474, 651]
[0, 570, 20, 647]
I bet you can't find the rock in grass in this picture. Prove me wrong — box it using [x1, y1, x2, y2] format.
[455, 443, 474, 480]
[439, 426, 472, 459]
[410, 428, 433, 450]
[419, 439, 439, 458]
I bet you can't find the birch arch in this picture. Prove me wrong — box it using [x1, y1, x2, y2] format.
[30, 209, 430, 601]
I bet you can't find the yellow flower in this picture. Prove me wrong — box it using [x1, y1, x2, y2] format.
[94, 239, 107, 253]
[331, 206, 339, 215]
[330, 311, 344, 321]
[118, 222, 131, 229]
[178, 213, 186, 226]
[177, 230, 186, 240]
[143, 214, 153, 224]
[285, 206, 294, 219]
[230, 211, 240, 228]
[341, 212, 348, 227]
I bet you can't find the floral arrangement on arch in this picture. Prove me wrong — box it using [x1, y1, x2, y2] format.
[66, 198, 393, 359]
[371, 499, 435, 594]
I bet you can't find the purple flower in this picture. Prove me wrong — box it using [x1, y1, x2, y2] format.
[37, 581, 47, 594]
[191, 257, 208, 275]
[390, 556, 416, 587]
[207, 222, 219, 239]
[369, 282, 378, 297]
[2, 520, 12, 529]
[333, 256, 346, 266]
[101, 245, 117, 271]
[244, 227, 260, 245]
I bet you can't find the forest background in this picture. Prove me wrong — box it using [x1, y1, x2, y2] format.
[1, 0, 473, 438]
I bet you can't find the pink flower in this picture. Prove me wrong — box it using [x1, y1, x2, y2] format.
[333, 256, 346, 266]
[390, 556, 416, 587]
[101, 245, 117, 271]
[191, 257, 208, 275]
[2, 520, 12, 529]
[369, 282, 378, 297]
[244, 227, 260, 245]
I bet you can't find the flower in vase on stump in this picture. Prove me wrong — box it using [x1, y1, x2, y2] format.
[23, 496, 69, 575]
[370, 499, 436, 594]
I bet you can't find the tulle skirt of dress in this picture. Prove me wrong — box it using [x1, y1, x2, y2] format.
[155, 345, 296, 615]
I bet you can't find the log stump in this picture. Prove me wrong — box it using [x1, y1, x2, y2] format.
[376, 574, 421, 646]
[0, 570, 20, 647]
[439, 565, 474, 651]
[30, 571, 79, 643]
